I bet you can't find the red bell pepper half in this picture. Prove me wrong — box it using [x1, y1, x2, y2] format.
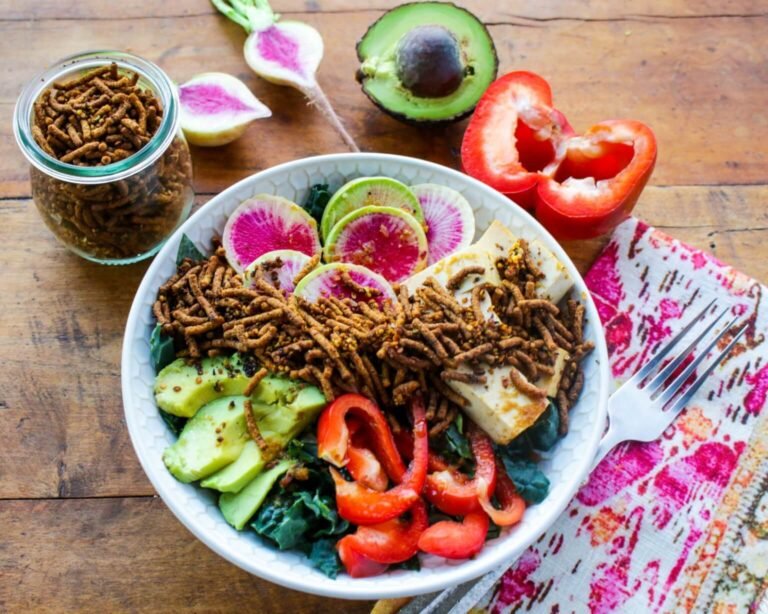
[460, 71, 574, 210]
[337, 499, 428, 576]
[536, 119, 657, 239]
[417, 511, 490, 560]
[325, 396, 428, 525]
[461, 71, 656, 239]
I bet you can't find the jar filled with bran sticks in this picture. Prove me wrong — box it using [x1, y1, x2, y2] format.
[13, 51, 194, 264]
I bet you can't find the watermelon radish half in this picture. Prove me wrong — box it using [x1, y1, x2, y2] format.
[324, 206, 428, 283]
[294, 263, 396, 308]
[222, 194, 321, 273]
[411, 184, 476, 265]
[320, 177, 423, 240]
[243, 249, 312, 294]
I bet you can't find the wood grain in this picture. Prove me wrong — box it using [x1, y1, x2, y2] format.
[1, 8, 767, 196]
[0, 497, 370, 613]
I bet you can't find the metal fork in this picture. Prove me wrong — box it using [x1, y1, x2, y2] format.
[591, 299, 747, 470]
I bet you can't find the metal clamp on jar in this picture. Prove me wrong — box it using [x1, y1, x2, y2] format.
[14, 51, 195, 265]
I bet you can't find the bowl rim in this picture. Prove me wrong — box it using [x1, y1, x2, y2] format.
[121, 152, 611, 600]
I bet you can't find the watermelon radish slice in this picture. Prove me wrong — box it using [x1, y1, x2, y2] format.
[243, 249, 312, 294]
[324, 206, 428, 283]
[411, 184, 476, 265]
[294, 263, 396, 308]
[222, 194, 321, 273]
[178, 73, 271, 147]
[320, 177, 423, 240]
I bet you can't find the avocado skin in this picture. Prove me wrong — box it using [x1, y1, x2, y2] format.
[355, 1, 499, 125]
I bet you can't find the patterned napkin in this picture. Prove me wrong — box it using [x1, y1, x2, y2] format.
[401, 217, 768, 614]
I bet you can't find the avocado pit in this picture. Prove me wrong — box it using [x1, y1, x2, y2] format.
[395, 25, 464, 98]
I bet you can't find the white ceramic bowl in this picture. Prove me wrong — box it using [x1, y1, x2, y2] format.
[122, 153, 610, 600]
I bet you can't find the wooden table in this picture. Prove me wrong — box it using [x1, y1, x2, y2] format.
[1, 1, 765, 611]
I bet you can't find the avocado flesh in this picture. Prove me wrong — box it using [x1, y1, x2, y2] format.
[220, 459, 295, 530]
[155, 355, 309, 418]
[200, 387, 326, 493]
[162, 396, 250, 483]
[357, 2, 498, 122]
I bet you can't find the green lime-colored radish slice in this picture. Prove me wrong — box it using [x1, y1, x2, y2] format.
[222, 194, 321, 273]
[320, 177, 423, 240]
[411, 184, 476, 265]
[294, 262, 396, 308]
[324, 206, 428, 283]
[243, 249, 312, 294]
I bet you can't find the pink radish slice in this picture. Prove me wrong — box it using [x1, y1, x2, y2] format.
[211, 0, 358, 151]
[243, 249, 312, 294]
[294, 263, 396, 309]
[323, 206, 428, 283]
[411, 184, 476, 265]
[222, 194, 321, 273]
[179, 73, 271, 147]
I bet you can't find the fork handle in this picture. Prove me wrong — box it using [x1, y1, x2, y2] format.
[590, 423, 627, 473]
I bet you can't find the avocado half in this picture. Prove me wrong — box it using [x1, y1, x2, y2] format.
[356, 2, 498, 124]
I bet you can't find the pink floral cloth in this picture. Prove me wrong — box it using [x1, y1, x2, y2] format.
[480, 218, 768, 613]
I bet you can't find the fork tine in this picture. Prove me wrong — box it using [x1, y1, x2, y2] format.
[627, 298, 717, 386]
[656, 315, 740, 407]
[645, 306, 728, 395]
[666, 323, 748, 414]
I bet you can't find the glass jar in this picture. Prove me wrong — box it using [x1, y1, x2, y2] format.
[13, 51, 194, 265]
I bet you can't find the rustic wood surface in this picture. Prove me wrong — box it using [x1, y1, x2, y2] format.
[0, 0, 765, 611]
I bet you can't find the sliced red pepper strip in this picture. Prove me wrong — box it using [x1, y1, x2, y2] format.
[536, 119, 657, 239]
[423, 423, 497, 516]
[417, 511, 490, 560]
[337, 499, 428, 569]
[346, 445, 388, 492]
[336, 541, 389, 578]
[317, 393, 406, 482]
[461, 71, 574, 209]
[477, 461, 526, 527]
[330, 396, 428, 525]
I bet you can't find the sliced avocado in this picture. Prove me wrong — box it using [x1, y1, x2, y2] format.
[220, 459, 295, 530]
[356, 2, 498, 123]
[154, 355, 306, 418]
[162, 396, 250, 482]
[154, 355, 249, 418]
[200, 387, 327, 493]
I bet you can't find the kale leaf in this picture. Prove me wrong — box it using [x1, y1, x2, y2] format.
[309, 539, 344, 579]
[252, 432, 350, 577]
[149, 323, 176, 372]
[159, 409, 186, 436]
[302, 184, 332, 227]
[527, 401, 560, 452]
[499, 457, 550, 504]
[176, 233, 205, 265]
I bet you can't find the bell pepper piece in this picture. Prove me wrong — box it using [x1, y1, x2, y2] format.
[536, 119, 657, 239]
[461, 71, 574, 209]
[423, 424, 497, 515]
[317, 393, 406, 482]
[336, 541, 389, 578]
[477, 460, 526, 527]
[330, 396, 428, 525]
[347, 445, 388, 492]
[417, 511, 490, 559]
[337, 499, 428, 570]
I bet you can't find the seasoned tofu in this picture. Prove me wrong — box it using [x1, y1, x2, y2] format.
[403, 247, 500, 316]
[474, 220, 573, 303]
[540, 347, 569, 397]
